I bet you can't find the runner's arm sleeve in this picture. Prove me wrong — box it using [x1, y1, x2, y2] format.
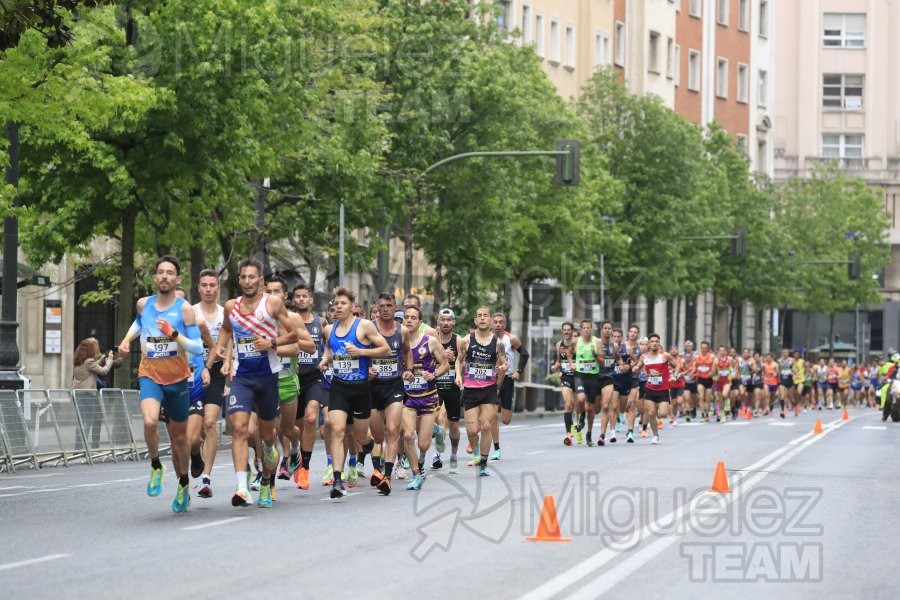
[176, 324, 204, 356]
[516, 344, 529, 374]
[121, 318, 140, 343]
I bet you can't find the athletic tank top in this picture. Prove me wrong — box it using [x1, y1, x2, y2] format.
[436, 332, 458, 390]
[464, 333, 498, 389]
[138, 295, 191, 385]
[574, 337, 599, 375]
[779, 357, 793, 378]
[738, 358, 751, 383]
[632, 343, 643, 381]
[598, 340, 617, 377]
[682, 351, 696, 383]
[669, 357, 685, 388]
[644, 354, 671, 391]
[695, 353, 713, 379]
[792, 359, 806, 384]
[372, 320, 402, 381]
[404, 335, 438, 398]
[613, 343, 631, 383]
[816, 365, 827, 383]
[717, 357, 732, 380]
[750, 360, 762, 385]
[328, 318, 371, 383]
[297, 315, 323, 377]
[763, 362, 778, 385]
[559, 340, 573, 374]
[502, 333, 515, 375]
[193, 303, 224, 363]
[230, 294, 282, 377]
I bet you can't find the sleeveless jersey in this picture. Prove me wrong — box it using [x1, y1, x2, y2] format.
[297, 315, 323, 378]
[644, 354, 671, 391]
[502, 333, 515, 376]
[436, 332, 459, 390]
[404, 335, 438, 399]
[574, 337, 600, 375]
[763, 362, 778, 385]
[682, 351, 696, 383]
[778, 357, 793, 379]
[138, 295, 191, 385]
[598, 339, 617, 377]
[230, 294, 281, 377]
[464, 333, 499, 389]
[193, 303, 224, 363]
[631, 342, 643, 382]
[738, 358, 752, 384]
[669, 357, 685, 388]
[716, 357, 732, 381]
[559, 340, 574, 375]
[816, 365, 827, 383]
[328, 318, 371, 383]
[695, 353, 714, 379]
[372, 320, 403, 381]
[793, 359, 806, 385]
[613, 343, 631, 384]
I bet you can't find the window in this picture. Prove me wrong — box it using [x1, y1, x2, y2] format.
[521, 4, 532, 43]
[495, 0, 512, 31]
[822, 134, 864, 159]
[737, 63, 749, 102]
[717, 0, 729, 25]
[615, 21, 626, 66]
[739, 0, 749, 30]
[564, 25, 576, 68]
[535, 14, 544, 57]
[549, 20, 560, 62]
[759, 0, 769, 37]
[595, 32, 611, 66]
[648, 31, 660, 73]
[716, 57, 728, 98]
[689, 0, 701, 17]
[674, 44, 681, 86]
[823, 13, 866, 48]
[757, 69, 768, 106]
[757, 140, 767, 173]
[666, 37, 675, 79]
[688, 49, 700, 91]
[823, 74, 864, 109]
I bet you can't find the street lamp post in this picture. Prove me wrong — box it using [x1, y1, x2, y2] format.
[0, 121, 23, 389]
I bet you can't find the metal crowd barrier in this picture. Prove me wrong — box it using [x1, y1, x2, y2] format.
[0, 388, 173, 474]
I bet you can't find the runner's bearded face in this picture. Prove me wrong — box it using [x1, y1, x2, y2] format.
[292, 289, 311, 311]
[438, 315, 454, 333]
[239, 266, 262, 297]
[155, 261, 180, 293]
[562, 324, 573, 338]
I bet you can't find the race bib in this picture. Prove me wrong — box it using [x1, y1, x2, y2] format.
[237, 336, 261, 360]
[578, 360, 597, 372]
[719, 369, 730, 378]
[467, 363, 492, 380]
[697, 364, 710, 374]
[781, 369, 791, 377]
[373, 358, 398, 377]
[603, 358, 615, 368]
[648, 372, 663, 385]
[404, 374, 429, 392]
[297, 350, 318, 365]
[147, 336, 177, 359]
[561, 361, 572, 374]
[333, 354, 359, 376]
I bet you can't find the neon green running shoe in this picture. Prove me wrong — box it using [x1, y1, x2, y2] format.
[147, 464, 165, 497]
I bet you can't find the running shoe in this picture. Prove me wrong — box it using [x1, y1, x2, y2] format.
[651, 435, 660, 445]
[190, 454, 205, 479]
[370, 469, 384, 487]
[250, 471, 263, 492]
[780, 410, 786, 419]
[490, 448, 501, 460]
[597, 436, 606, 447]
[406, 475, 425, 491]
[231, 487, 251, 507]
[575, 428, 584, 445]
[479, 468, 491, 477]
[626, 431, 634, 443]
[198, 478, 212, 498]
[432, 453, 443, 469]
[257, 483, 273, 508]
[449, 457, 459, 474]
[395, 466, 408, 480]
[586, 438, 596, 447]
[355, 463, 366, 478]
[294, 466, 309, 489]
[330, 485, 347, 499]
[263, 445, 279, 471]
[400, 455, 410, 469]
[657, 418, 664, 429]
[377, 477, 392, 496]
[466, 441, 473, 454]
[321, 465, 334, 486]
[467, 455, 480, 467]
[563, 434, 573, 446]
[288, 453, 301, 474]
[608, 432, 617, 444]
[277, 461, 291, 481]
[171, 483, 190, 513]
[347, 465, 359, 488]
[147, 464, 165, 497]
[640, 429, 649, 438]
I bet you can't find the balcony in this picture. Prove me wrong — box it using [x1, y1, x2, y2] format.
[774, 155, 900, 184]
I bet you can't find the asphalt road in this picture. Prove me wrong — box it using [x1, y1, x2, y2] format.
[1, 406, 897, 600]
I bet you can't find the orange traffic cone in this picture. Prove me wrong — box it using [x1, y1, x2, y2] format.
[709, 461, 732, 494]
[813, 418, 823, 434]
[526, 495, 571, 542]
[842, 408, 849, 421]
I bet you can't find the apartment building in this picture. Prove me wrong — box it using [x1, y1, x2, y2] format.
[774, 0, 900, 355]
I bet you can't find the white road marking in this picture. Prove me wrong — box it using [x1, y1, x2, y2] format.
[182, 517, 250, 531]
[519, 416, 848, 600]
[769, 422, 796, 427]
[0, 554, 70, 572]
[723, 421, 750, 426]
[0, 486, 30, 490]
[527, 450, 547, 456]
[863, 425, 887, 430]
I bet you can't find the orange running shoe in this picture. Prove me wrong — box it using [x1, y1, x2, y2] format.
[295, 467, 310, 490]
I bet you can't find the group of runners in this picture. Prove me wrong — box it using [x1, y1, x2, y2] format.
[549, 320, 890, 448]
[119, 256, 528, 513]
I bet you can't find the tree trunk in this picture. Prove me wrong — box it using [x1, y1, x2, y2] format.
[215, 221, 239, 297]
[728, 303, 736, 348]
[114, 204, 137, 388]
[403, 208, 413, 296]
[675, 296, 682, 345]
[828, 313, 835, 358]
[432, 254, 443, 325]
[189, 245, 203, 303]
[710, 293, 718, 348]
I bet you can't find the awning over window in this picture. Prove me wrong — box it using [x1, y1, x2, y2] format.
[0, 260, 52, 292]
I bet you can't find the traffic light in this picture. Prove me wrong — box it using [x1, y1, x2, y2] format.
[730, 227, 747, 258]
[848, 254, 861, 279]
[555, 140, 580, 186]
